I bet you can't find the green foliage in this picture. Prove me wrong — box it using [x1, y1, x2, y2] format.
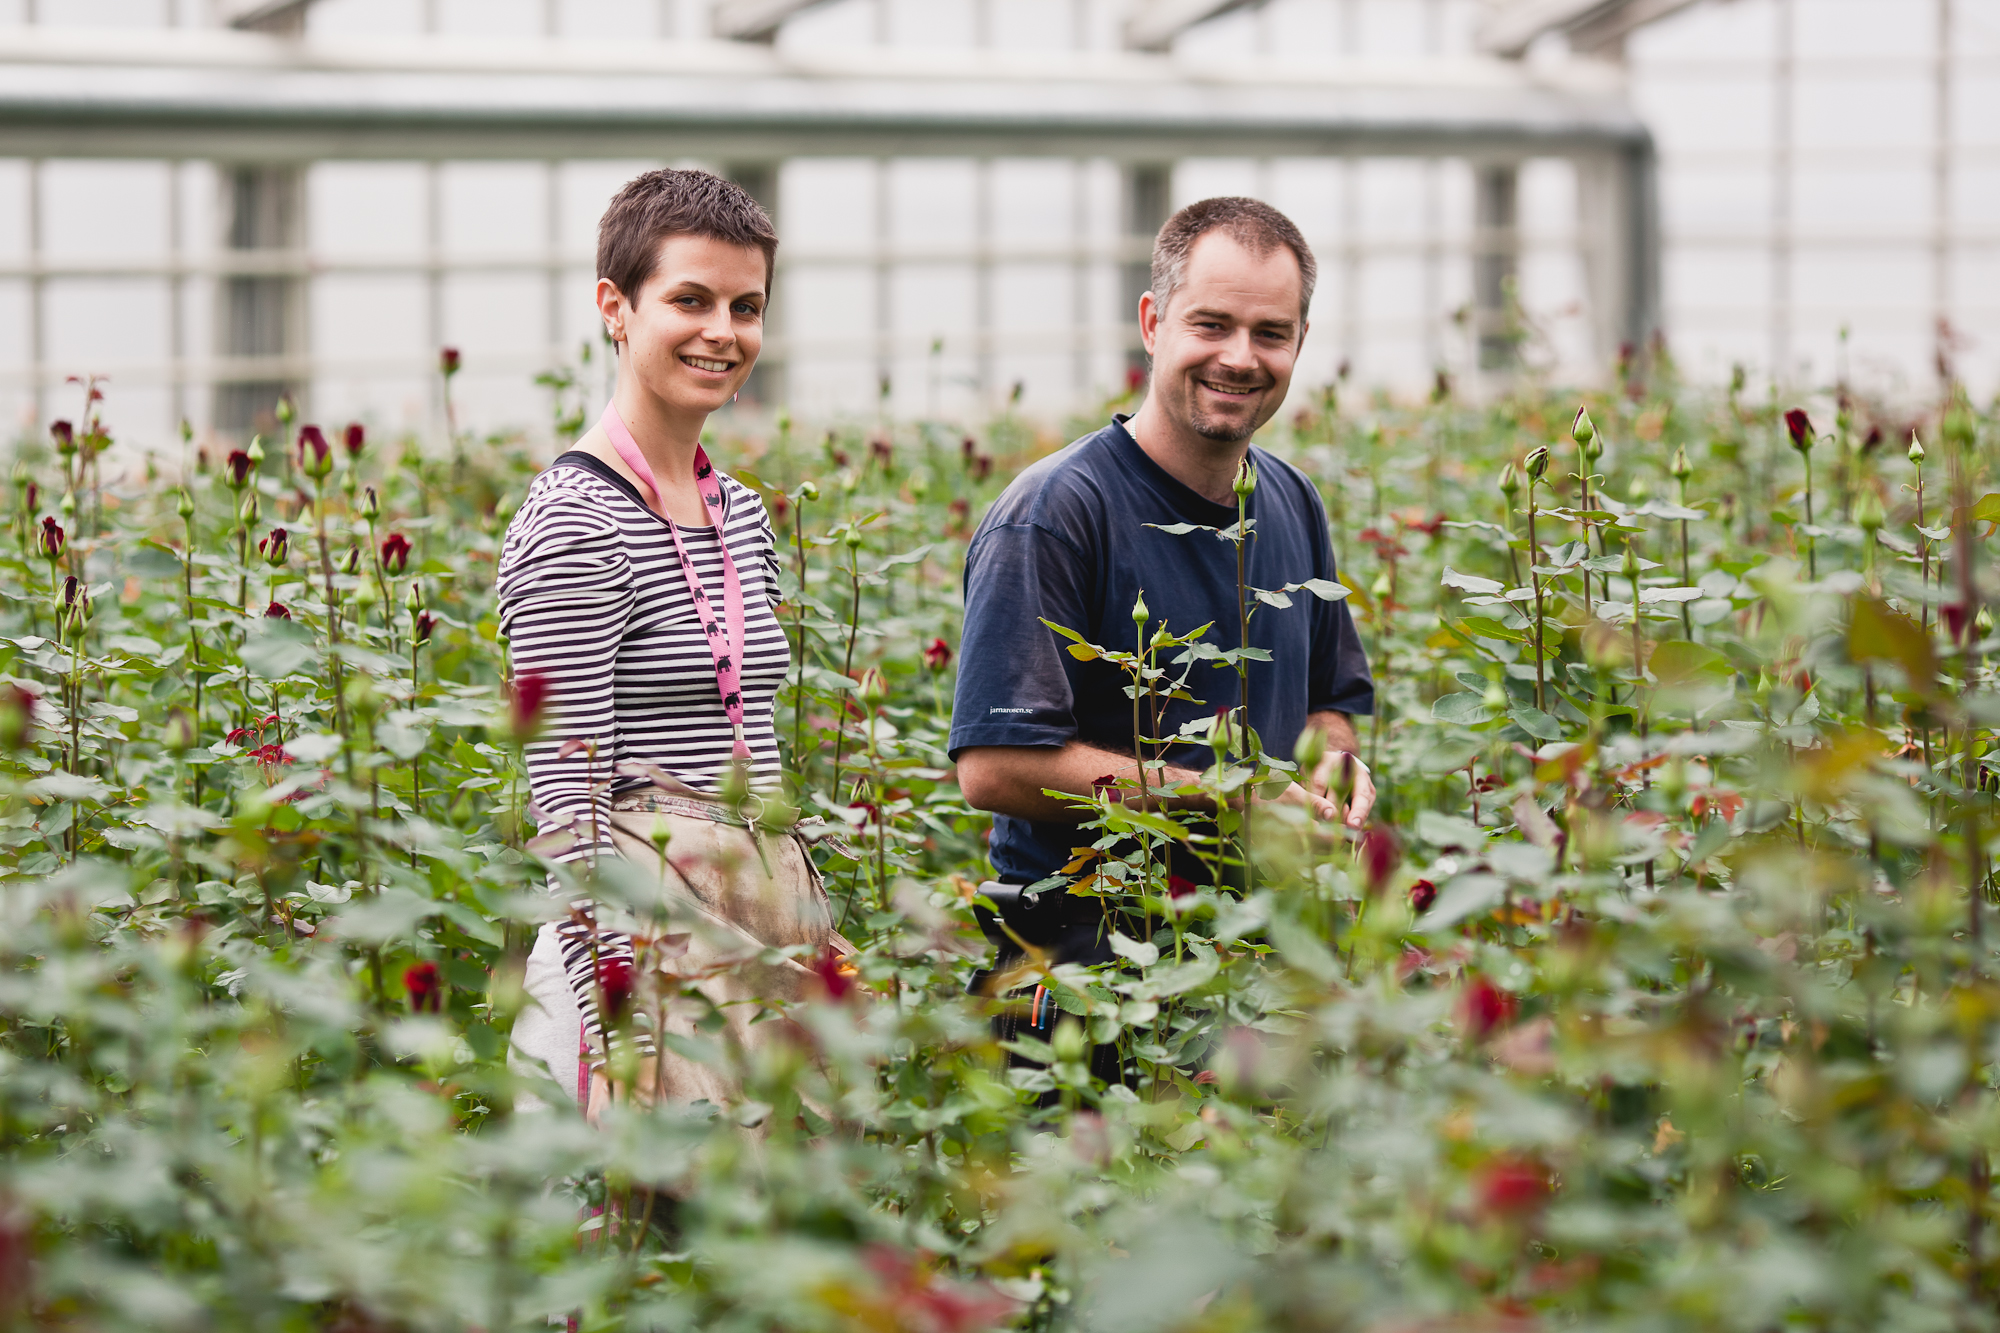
[3, 368, 2000, 1332]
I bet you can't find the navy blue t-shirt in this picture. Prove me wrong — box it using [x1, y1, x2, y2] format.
[948, 417, 1374, 886]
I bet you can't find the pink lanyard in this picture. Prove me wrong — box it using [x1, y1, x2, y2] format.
[599, 404, 752, 760]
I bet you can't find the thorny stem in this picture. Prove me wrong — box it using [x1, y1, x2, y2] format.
[1526, 480, 1547, 713]
[831, 536, 863, 805]
[790, 494, 811, 776]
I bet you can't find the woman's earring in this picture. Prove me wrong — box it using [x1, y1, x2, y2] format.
[732, 392, 740, 405]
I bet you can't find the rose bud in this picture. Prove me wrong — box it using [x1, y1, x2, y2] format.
[596, 955, 633, 1024]
[1523, 446, 1549, 480]
[405, 580, 424, 615]
[970, 454, 994, 482]
[339, 544, 362, 576]
[507, 669, 551, 740]
[359, 485, 381, 522]
[1457, 975, 1518, 1042]
[259, 527, 289, 567]
[162, 706, 198, 753]
[1498, 460, 1519, 500]
[51, 419, 75, 455]
[439, 347, 462, 377]
[275, 395, 295, 427]
[1293, 724, 1327, 776]
[1232, 457, 1258, 499]
[296, 425, 333, 480]
[238, 492, 259, 527]
[1908, 431, 1925, 465]
[0, 684, 38, 751]
[1670, 444, 1692, 483]
[404, 961, 443, 1014]
[264, 601, 292, 620]
[176, 489, 195, 520]
[415, 611, 437, 644]
[1855, 489, 1885, 534]
[380, 532, 412, 576]
[1359, 824, 1400, 893]
[1409, 879, 1438, 914]
[1570, 405, 1595, 448]
[858, 667, 888, 709]
[246, 434, 266, 467]
[22, 482, 38, 513]
[1784, 408, 1813, 453]
[36, 516, 64, 563]
[923, 637, 952, 671]
[342, 422, 365, 459]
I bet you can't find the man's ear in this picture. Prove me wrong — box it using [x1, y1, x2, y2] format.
[1137, 291, 1161, 356]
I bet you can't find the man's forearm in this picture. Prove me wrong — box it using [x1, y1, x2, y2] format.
[1308, 709, 1362, 757]
[955, 742, 1207, 824]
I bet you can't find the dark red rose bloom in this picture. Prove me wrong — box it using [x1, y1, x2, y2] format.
[1458, 975, 1518, 1041]
[36, 516, 63, 561]
[811, 946, 855, 1001]
[50, 419, 74, 450]
[439, 347, 461, 376]
[849, 801, 879, 825]
[1783, 408, 1813, 450]
[1409, 879, 1438, 914]
[379, 532, 412, 575]
[508, 669, 551, 738]
[404, 961, 443, 1014]
[225, 449, 254, 487]
[264, 601, 291, 620]
[596, 955, 633, 1022]
[1167, 874, 1197, 900]
[1474, 1154, 1553, 1219]
[415, 611, 437, 644]
[970, 454, 994, 482]
[1090, 773, 1119, 798]
[1359, 824, 1401, 893]
[342, 422, 365, 457]
[923, 637, 952, 671]
[1942, 600, 1971, 644]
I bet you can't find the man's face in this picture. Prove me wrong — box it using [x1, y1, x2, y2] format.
[1139, 232, 1307, 445]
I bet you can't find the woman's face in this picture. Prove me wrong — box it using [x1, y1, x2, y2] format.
[599, 234, 767, 419]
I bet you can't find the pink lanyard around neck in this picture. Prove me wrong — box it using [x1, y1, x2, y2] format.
[599, 404, 752, 760]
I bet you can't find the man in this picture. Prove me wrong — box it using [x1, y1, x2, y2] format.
[949, 196, 1376, 972]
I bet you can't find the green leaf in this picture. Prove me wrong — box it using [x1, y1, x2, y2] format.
[1459, 616, 1524, 643]
[1431, 692, 1494, 724]
[1648, 639, 1732, 686]
[1847, 595, 1935, 694]
[1252, 589, 1294, 609]
[1973, 493, 2000, 524]
[1509, 706, 1564, 741]
[1441, 566, 1505, 595]
[1144, 522, 1211, 536]
[1284, 578, 1351, 601]
[1107, 930, 1159, 968]
[1066, 643, 1100, 661]
[239, 620, 317, 679]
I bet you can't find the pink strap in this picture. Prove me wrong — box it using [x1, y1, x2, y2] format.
[600, 404, 752, 759]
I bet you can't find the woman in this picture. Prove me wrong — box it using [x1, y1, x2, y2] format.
[497, 169, 842, 1118]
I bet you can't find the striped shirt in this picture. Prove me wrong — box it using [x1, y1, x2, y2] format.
[496, 451, 790, 1055]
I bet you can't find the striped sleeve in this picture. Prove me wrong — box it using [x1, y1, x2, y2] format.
[496, 474, 637, 866]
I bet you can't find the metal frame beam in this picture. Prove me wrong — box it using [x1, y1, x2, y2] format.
[1121, 0, 1267, 53]
[0, 26, 1648, 162]
[1478, 0, 1704, 59]
[712, 0, 843, 43]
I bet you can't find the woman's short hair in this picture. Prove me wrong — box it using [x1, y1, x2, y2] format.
[1150, 196, 1317, 320]
[596, 168, 779, 301]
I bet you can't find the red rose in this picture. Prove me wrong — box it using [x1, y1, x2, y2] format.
[922, 637, 952, 671]
[1474, 1154, 1552, 1219]
[403, 961, 443, 1014]
[1458, 975, 1518, 1041]
[596, 955, 633, 1022]
[1409, 879, 1437, 914]
[379, 532, 412, 576]
[508, 670, 551, 740]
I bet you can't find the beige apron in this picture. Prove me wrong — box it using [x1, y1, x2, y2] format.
[511, 789, 855, 1117]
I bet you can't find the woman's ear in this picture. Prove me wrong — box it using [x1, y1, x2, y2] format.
[594, 277, 627, 344]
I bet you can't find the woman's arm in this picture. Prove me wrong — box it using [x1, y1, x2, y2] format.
[496, 477, 638, 865]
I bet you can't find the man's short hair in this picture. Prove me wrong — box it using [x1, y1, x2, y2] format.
[1150, 196, 1317, 320]
[596, 168, 779, 301]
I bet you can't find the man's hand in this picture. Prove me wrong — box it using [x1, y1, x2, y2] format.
[1304, 711, 1376, 829]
